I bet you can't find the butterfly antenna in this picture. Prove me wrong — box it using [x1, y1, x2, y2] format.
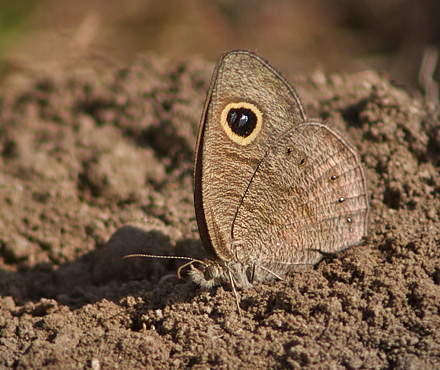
[122, 254, 205, 279]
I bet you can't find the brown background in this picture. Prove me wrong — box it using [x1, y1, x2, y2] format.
[1, 0, 440, 89]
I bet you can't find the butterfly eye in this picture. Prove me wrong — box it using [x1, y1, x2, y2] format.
[330, 175, 337, 181]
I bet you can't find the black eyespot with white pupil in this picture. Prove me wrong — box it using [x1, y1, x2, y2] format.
[227, 108, 257, 138]
[220, 102, 262, 145]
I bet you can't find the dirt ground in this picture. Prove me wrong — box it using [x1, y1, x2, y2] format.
[0, 53, 439, 369]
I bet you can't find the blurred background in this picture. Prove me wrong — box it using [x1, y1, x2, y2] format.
[0, 0, 439, 97]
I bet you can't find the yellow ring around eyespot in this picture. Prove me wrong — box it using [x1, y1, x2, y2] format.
[220, 102, 263, 146]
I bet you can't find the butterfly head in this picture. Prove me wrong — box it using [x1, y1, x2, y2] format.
[189, 260, 253, 290]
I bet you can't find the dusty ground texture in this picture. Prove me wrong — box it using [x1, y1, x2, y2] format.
[0, 54, 439, 369]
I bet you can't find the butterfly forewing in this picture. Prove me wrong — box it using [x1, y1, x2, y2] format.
[194, 51, 307, 262]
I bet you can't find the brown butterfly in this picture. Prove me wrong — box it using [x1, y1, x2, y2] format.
[125, 50, 369, 312]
